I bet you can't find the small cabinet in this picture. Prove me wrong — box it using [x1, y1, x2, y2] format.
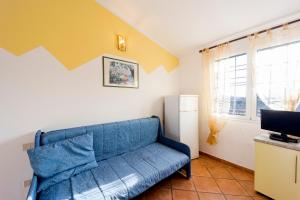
[255, 142, 300, 200]
[297, 151, 300, 194]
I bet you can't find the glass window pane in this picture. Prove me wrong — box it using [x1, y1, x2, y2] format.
[236, 55, 247, 66]
[213, 54, 247, 116]
[256, 40, 300, 116]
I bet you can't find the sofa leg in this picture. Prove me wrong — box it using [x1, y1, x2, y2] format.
[185, 162, 191, 179]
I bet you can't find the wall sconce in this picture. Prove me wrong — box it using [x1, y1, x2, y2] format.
[116, 34, 126, 52]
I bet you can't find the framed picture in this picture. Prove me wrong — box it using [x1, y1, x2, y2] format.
[102, 56, 139, 88]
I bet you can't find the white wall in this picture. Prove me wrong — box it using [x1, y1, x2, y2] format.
[0, 48, 180, 200]
[178, 17, 300, 170]
[178, 16, 300, 170]
[2, 13, 299, 200]
[178, 50, 201, 94]
[199, 119, 262, 169]
[179, 45, 262, 170]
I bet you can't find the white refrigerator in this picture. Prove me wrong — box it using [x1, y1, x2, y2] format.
[164, 95, 199, 159]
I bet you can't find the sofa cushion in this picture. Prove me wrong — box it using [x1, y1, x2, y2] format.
[27, 133, 98, 191]
[91, 161, 128, 199]
[40, 118, 159, 161]
[145, 143, 190, 170]
[38, 161, 98, 192]
[39, 143, 189, 200]
[39, 179, 72, 200]
[135, 143, 189, 178]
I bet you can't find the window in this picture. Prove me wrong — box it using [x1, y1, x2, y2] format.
[213, 54, 248, 116]
[212, 40, 300, 120]
[255, 41, 300, 117]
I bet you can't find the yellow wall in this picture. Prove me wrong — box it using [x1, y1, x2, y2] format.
[0, 0, 178, 72]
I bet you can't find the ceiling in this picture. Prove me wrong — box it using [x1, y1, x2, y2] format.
[97, 0, 300, 56]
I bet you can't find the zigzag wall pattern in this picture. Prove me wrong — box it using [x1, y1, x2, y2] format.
[0, 0, 178, 72]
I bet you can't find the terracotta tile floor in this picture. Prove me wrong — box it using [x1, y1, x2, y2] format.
[134, 155, 272, 200]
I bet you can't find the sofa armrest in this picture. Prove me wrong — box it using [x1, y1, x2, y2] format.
[26, 175, 38, 200]
[158, 135, 191, 159]
[26, 130, 41, 200]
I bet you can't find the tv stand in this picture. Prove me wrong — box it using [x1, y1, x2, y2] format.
[255, 134, 300, 200]
[269, 133, 298, 143]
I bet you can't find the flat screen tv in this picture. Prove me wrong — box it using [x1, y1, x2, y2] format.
[261, 109, 300, 143]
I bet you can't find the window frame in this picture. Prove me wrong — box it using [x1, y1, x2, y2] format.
[212, 40, 300, 122]
[251, 40, 300, 121]
[213, 53, 250, 120]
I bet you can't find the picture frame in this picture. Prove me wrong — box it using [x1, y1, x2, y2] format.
[102, 56, 139, 88]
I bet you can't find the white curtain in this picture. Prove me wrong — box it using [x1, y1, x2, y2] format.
[250, 24, 300, 111]
[201, 44, 230, 145]
[201, 22, 300, 145]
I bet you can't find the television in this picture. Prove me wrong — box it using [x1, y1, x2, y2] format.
[261, 109, 300, 143]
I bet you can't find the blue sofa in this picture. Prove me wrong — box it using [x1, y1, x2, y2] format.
[27, 116, 191, 200]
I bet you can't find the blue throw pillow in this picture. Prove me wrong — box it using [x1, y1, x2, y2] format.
[27, 132, 98, 191]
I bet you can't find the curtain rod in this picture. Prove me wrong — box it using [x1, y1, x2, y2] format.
[198, 18, 300, 53]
